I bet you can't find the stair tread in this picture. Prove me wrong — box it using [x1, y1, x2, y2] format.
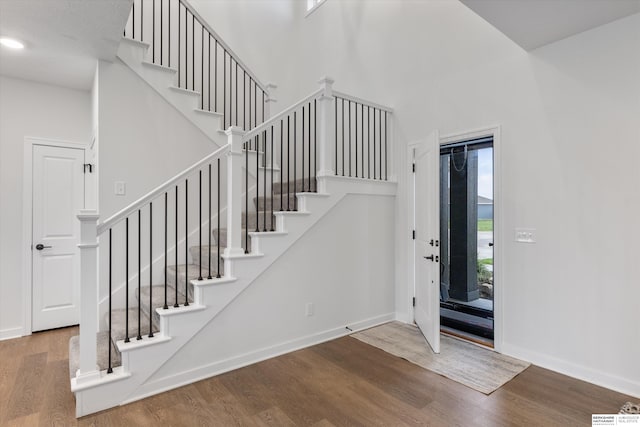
[68, 331, 121, 378]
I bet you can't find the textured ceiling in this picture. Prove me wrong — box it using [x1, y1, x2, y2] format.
[460, 0, 640, 50]
[0, 0, 132, 90]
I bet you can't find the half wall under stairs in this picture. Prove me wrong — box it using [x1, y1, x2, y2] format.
[70, 174, 396, 416]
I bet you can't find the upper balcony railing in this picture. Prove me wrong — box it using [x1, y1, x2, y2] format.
[124, 0, 269, 130]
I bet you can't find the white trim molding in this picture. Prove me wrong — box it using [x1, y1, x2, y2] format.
[0, 327, 24, 341]
[305, 0, 327, 18]
[124, 312, 395, 405]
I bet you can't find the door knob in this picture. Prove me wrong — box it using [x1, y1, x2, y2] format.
[424, 255, 434, 261]
[488, 242, 494, 247]
[35, 244, 52, 250]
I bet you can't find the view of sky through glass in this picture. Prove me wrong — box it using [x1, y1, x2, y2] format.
[477, 148, 493, 200]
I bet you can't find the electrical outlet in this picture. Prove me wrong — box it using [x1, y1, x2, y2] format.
[305, 303, 314, 317]
[115, 181, 126, 196]
[515, 228, 536, 243]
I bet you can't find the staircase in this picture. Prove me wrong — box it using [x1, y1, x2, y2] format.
[68, 176, 301, 375]
[70, 0, 395, 417]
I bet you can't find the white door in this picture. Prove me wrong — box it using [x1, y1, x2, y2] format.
[32, 144, 85, 331]
[414, 131, 441, 353]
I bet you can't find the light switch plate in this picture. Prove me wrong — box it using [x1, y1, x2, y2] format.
[515, 228, 535, 243]
[115, 181, 126, 196]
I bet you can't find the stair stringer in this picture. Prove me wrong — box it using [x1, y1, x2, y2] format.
[72, 176, 396, 417]
[116, 37, 225, 147]
[114, 38, 280, 182]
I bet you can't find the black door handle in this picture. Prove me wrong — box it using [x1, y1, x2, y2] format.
[488, 242, 494, 247]
[35, 244, 52, 250]
[424, 255, 434, 261]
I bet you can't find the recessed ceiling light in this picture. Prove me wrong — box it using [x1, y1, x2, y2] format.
[0, 37, 25, 50]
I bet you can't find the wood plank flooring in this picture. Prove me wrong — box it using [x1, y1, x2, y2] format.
[0, 326, 634, 426]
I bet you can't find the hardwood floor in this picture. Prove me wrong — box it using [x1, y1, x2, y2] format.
[0, 326, 634, 426]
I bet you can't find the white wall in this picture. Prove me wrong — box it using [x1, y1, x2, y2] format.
[189, 0, 307, 112]
[295, 2, 640, 396]
[97, 58, 216, 220]
[187, 0, 640, 396]
[0, 76, 91, 339]
[146, 193, 395, 385]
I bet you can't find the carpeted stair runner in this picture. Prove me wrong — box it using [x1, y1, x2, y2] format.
[69, 177, 316, 379]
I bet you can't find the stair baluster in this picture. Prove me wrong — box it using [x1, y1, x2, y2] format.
[125, 217, 130, 343]
[137, 209, 142, 341]
[164, 192, 168, 309]
[270, 126, 275, 231]
[198, 171, 203, 281]
[255, 133, 259, 232]
[208, 164, 212, 280]
[108, 229, 113, 374]
[217, 158, 221, 278]
[149, 203, 154, 338]
[174, 185, 179, 308]
[184, 179, 189, 306]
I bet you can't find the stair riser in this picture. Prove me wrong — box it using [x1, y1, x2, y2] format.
[188, 248, 224, 277]
[215, 228, 252, 252]
[242, 212, 276, 230]
[254, 195, 298, 212]
[166, 269, 196, 300]
[106, 308, 159, 343]
[272, 179, 317, 195]
[138, 284, 193, 328]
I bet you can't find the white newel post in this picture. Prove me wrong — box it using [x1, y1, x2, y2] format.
[317, 76, 336, 187]
[224, 127, 246, 263]
[264, 82, 278, 122]
[75, 210, 101, 384]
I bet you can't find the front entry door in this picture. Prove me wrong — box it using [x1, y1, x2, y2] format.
[32, 144, 85, 331]
[414, 131, 441, 353]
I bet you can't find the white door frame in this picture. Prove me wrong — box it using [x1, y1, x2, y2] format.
[406, 142, 419, 324]
[407, 125, 503, 352]
[22, 137, 89, 336]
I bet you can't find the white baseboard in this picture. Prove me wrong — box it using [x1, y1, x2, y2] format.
[0, 327, 24, 341]
[502, 342, 640, 399]
[394, 312, 414, 324]
[124, 312, 395, 404]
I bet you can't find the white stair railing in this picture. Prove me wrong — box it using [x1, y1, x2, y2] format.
[74, 75, 394, 391]
[123, 0, 274, 129]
